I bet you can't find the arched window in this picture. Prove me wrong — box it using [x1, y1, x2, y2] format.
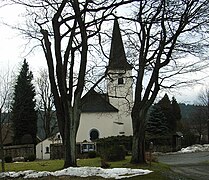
[90, 129, 99, 141]
[45, 146, 50, 154]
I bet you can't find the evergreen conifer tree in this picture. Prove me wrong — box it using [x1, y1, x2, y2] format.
[11, 59, 37, 145]
[146, 104, 169, 138]
[157, 94, 182, 133]
[158, 94, 171, 109]
[171, 97, 182, 131]
[158, 94, 175, 133]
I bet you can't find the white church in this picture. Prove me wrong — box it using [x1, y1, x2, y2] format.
[36, 18, 133, 159]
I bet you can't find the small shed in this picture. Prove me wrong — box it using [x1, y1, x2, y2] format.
[36, 133, 62, 160]
[172, 131, 183, 151]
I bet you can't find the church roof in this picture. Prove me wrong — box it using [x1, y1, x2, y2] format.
[108, 18, 132, 70]
[81, 90, 118, 113]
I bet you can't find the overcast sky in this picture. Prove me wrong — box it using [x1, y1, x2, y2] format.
[0, 3, 207, 105]
[0, 4, 47, 74]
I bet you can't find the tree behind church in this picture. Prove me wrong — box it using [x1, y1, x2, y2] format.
[146, 104, 169, 138]
[36, 69, 57, 139]
[11, 59, 37, 145]
[127, 0, 209, 164]
[158, 94, 175, 133]
[171, 97, 182, 131]
[158, 94, 182, 133]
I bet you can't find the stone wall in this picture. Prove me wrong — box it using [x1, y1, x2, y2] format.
[50, 143, 86, 159]
[3, 144, 35, 158]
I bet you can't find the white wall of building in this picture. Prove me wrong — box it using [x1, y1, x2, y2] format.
[77, 111, 132, 142]
[36, 133, 62, 160]
[107, 69, 133, 114]
[106, 69, 133, 136]
[36, 139, 51, 160]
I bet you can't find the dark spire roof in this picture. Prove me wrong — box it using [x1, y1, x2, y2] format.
[108, 18, 132, 70]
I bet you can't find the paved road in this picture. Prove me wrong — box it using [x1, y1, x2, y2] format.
[158, 152, 209, 180]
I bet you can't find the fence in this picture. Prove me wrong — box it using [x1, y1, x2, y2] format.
[2, 144, 35, 158]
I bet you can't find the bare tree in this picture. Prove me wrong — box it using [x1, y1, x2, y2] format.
[197, 88, 209, 106]
[191, 106, 207, 143]
[8, 0, 137, 167]
[121, 0, 209, 163]
[36, 68, 57, 139]
[195, 87, 209, 143]
[7, 0, 209, 166]
[0, 69, 12, 172]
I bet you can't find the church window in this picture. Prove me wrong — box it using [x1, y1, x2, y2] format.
[118, 77, 124, 85]
[90, 129, 99, 141]
[45, 146, 49, 154]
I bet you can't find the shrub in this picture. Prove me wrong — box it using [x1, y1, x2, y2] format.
[96, 136, 132, 154]
[88, 151, 97, 158]
[25, 154, 36, 162]
[103, 145, 126, 162]
[5, 156, 13, 163]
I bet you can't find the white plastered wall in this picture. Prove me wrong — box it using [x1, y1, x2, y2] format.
[106, 69, 133, 136]
[36, 139, 51, 160]
[77, 112, 131, 142]
[36, 133, 62, 160]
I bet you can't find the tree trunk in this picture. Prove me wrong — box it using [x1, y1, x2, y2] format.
[63, 127, 77, 168]
[62, 105, 80, 168]
[131, 108, 147, 164]
[131, 130, 146, 164]
[0, 135, 5, 172]
[0, 110, 5, 172]
[45, 110, 51, 138]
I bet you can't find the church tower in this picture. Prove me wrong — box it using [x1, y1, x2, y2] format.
[107, 18, 133, 128]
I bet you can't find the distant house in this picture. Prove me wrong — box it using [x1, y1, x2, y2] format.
[36, 18, 133, 159]
[36, 132, 97, 159]
[36, 133, 62, 160]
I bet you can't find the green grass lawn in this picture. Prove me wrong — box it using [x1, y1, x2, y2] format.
[0, 156, 176, 180]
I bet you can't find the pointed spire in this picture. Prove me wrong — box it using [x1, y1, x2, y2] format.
[108, 18, 132, 70]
